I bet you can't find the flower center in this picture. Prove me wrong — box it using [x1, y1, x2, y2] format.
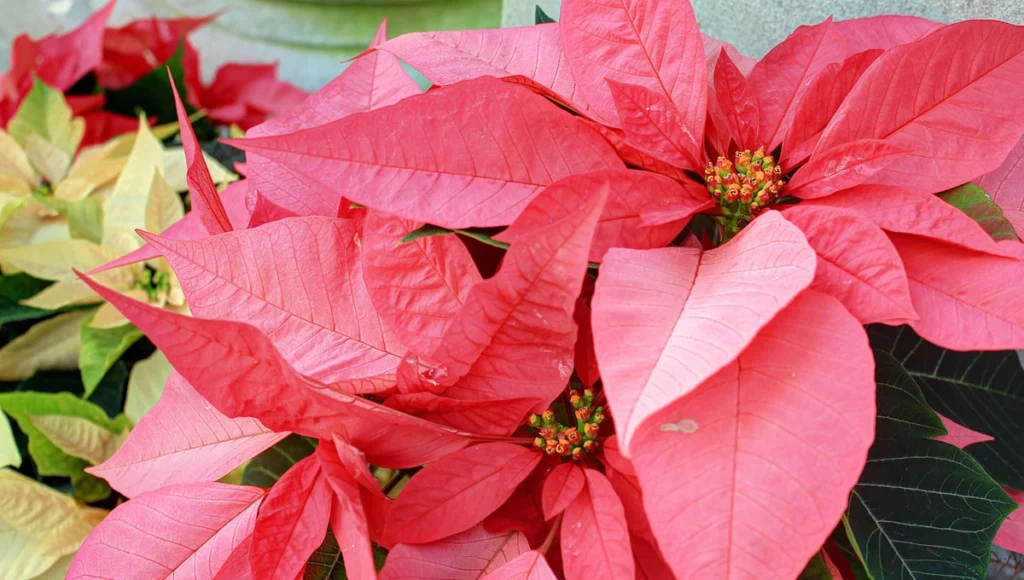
[704, 148, 785, 241]
[135, 265, 172, 303]
[529, 388, 605, 461]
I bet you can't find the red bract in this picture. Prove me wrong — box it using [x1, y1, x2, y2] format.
[74, 2, 1024, 579]
[182, 41, 306, 129]
[97, 14, 213, 89]
[0, 1, 112, 124]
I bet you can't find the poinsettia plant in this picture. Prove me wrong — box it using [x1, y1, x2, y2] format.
[0, 1, 304, 148]
[63, 1, 1024, 579]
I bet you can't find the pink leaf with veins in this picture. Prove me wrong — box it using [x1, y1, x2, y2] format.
[435, 178, 607, 406]
[816, 21, 1024, 193]
[251, 454, 332, 580]
[891, 233, 1024, 350]
[245, 20, 420, 216]
[140, 217, 405, 389]
[560, 0, 706, 140]
[710, 50, 760, 151]
[380, 526, 531, 580]
[749, 17, 847, 150]
[935, 415, 995, 449]
[541, 462, 585, 519]
[362, 209, 482, 358]
[561, 468, 634, 580]
[76, 274, 471, 468]
[787, 139, 908, 199]
[377, 24, 597, 121]
[170, 75, 233, 234]
[996, 489, 1024, 554]
[976, 137, 1024, 237]
[317, 443, 377, 580]
[630, 290, 875, 580]
[67, 483, 264, 580]
[228, 77, 620, 229]
[606, 79, 701, 173]
[385, 443, 542, 545]
[481, 551, 558, 580]
[591, 211, 817, 450]
[495, 170, 708, 263]
[833, 15, 942, 55]
[87, 372, 286, 498]
[801, 185, 1018, 259]
[783, 204, 917, 324]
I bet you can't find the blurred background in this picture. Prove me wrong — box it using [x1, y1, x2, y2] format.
[3, 0, 1020, 92]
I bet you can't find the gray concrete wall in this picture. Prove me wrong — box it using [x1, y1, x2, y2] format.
[503, 0, 1024, 58]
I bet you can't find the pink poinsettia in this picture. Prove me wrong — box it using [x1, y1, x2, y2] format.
[70, 3, 1024, 580]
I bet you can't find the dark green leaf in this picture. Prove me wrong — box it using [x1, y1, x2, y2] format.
[71, 469, 112, 503]
[798, 552, 836, 580]
[535, 5, 557, 24]
[872, 349, 946, 439]
[0, 274, 53, 324]
[242, 434, 317, 488]
[11, 370, 84, 396]
[831, 525, 874, 580]
[86, 361, 129, 420]
[79, 317, 143, 398]
[399, 223, 451, 244]
[939, 184, 1018, 242]
[304, 530, 345, 580]
[870, 325, 1024, 489]
[847, 438, 1014, 580]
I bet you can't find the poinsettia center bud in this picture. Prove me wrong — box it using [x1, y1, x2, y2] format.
[528, 388, 605, 461]
[135, 265, 171, 303]
[704, 147, 785, 241]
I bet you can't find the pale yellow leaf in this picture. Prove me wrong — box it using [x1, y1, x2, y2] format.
[102, 118, 164, 248]
[20, 267, 133, 312]
[7, 79, 84, 158]
[0, 199, 69, 250]
[0, 193, 29, 231]
[162, 147, 237, 192]
[0, 410, 20, 469]
[0, 130, 38, 186]
[0, 175, 32, 197]
[27, 415, 125, 466]
[33, 554, 74, 580]
[0, 309, 92, 381]
[88, 301, 132, 329]
[145, 170, 184, 234]
[57, 157, 128, 203]
[24, 134, 71, 185]
[0, 468, 106, 580]
[125, 350, 172, 424]
[229, 124, 246, 139]
[0, 239, 117, 281]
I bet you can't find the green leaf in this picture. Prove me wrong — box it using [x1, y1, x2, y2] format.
[0, 273, 53, 324]
[31, 192, 104, 244]
[70, 470, 113, 503]
[79, 315, 143, 398]
[940, 183, 1018, 241]
[870, 325, 1024, 489]
[399, 223, 451, 244]
[7, 77, 84, 157]
[798, 552, 836, 580]
[0, 391, 129, 476]
[86, 361, 130, 421]
[304, 530, 345, 580]
[872, 349, 946, 439]
[0, 408, 21, 469]
[847, 438, 1015, 580]
[103, 43, 203, 136]
[241, 434, 317, 488]
[535, 5, 557, 23]
[831, 525, 874, 580]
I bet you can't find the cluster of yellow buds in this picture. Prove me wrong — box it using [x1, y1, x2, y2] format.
[704, 148, 786, 240]
[529, 389, 605, 461]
